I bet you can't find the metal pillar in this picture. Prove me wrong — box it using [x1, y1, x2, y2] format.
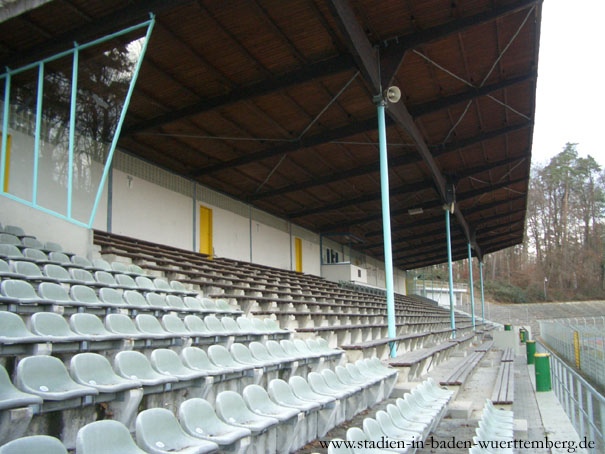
[377, 102, 397, 357]
[480, 260, 485, 322]
[468, 242, 475, 329]
[106, 161, 113, 232]
[445, 210, 456, 338]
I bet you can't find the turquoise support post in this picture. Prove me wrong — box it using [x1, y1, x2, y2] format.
[446, 210, 456, 338]
[88, 15, 156, 228]
[67, 45, 79, 218]
[33, 62, 44, 205]
[377, 102, 397, 358]
[468, 242, 475, 329]
[480, 260, 485, 323]
[1, 71, 10, 193]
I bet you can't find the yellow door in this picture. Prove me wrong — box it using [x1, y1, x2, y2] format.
[295, 237, 302, 273]
[1, 133, 11, 193]
[199, 205, 213, 257]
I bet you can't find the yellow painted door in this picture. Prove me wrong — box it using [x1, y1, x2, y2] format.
[199, 205, 213, 257]
[295, 237, 302, 273]
[2, 133, 11, 192]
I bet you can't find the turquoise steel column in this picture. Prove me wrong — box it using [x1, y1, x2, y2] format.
[446, 210, 456, 338]
[88, 15, 156, 228]
[468, 242, 476, 329]
[67, 44, 79, 218]
[377, 102, 397, 357]
[480, 260, 485, 323]
[33, 62, 44, 205]
[1, 71, 11, 192]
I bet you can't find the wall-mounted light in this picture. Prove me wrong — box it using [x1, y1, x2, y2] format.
[408, 207, 424, 215]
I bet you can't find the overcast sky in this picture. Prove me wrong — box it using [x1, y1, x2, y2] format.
[531, 0, 605, 168]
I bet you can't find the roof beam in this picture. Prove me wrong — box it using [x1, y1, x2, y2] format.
[123, 55, 355, 135]
[288, 180, 434, 219]
[408, 70, 536, 117]
[392, 219, 525, 259]
[123, 0, 539, 136]
[395, 226, 524, 265]
[379, 0, 541, 87]
[190, 116, 386, 177]
[326, 0, 482, 261]
[251, 121, 530, 201]
[1, 0, 192, 69]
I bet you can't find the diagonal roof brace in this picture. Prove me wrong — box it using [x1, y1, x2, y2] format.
[327, 0, 482, 261]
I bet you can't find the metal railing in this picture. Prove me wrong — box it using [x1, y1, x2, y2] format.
[540, 318, 605, 389]
[536, 341, 605, 452]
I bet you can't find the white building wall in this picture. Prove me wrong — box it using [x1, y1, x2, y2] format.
[3, 118, 407, 287]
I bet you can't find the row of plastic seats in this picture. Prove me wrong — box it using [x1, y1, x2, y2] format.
[0, 311, 292, 355]
[470, 399, 514, 454]
[0, 233, 61, 252]
[0, 340, 345, 412]
[0, 279, 238, 315]
[328, 378, 454, 454]
[0, 358, 397, 454]
[1, 259, 197, 297]
[0, 224, 33, 238]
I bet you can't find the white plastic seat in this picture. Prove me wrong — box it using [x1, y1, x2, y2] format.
[183, 315, 214, 338]
[395, 398, 434, 425]
[2, 226, 26, 238]
[222, 317, 245, 335]
[105, 313, 146, 339]
[0, 233, 21, 246]
[115, 274, 138, 290]
[279, 340, 306, 361]
[123, 290, 151, 309]
[362, 417, 412, 454]
[0, 258, 24, 279]
[135, 407, 219, 454]
[43, 264, 79, 284]
[48, 252, 75, 267]
[243, 384, 302, 454]
[0, 435, 67, 454]
[231, 343, 276, 368]
[215, 391, 279, 434]
[179, 398, 251, 448]
[128, 264, 146, 275]
[37, 282, 76, 307]
[249, 342, 284, 367]
[152, 278, 177, 294]
[307, 372, 348, 399]
[184, 297, 208, 313]
[98, 287, 128, 307]
[208, 345, 254, 374]
[70, 353, 142, 393]
[21, 248, 50, 264]
[0, 245, 29, 262]
[181, 347, 227, 376]
[110, 262, 130, 274]
[166, 295, 188, 312]
[11, 262, 53, 283]
[162, 314, 192, 336]
[170, 280, 197, 296]
[266, 340, 299, 361]
[15, 355, 98, 401]
[375, 409, 427, 442]
[93, 271, 120, 288]
[387, 403, 431, 438]
[44, 242, 63, 253]
[70, 256, 98, 271]
[0, 364, 43, 410]
[76, 419, 147, 454]
[70, 268, 103, 286]
[91, 259, 113, 273]
[145, 292, 170, 310]
[243, 384, 300, 422]
[264, 319, 289, 335]
[150, 348, 208, 380]
[30, 312, 89, 341]
[114, 351, 178, 387]
[205, 315, 230, 335]
[293, 339, 322, 359]
[135, 314, 173, 339]
[0, 311, 47, 344]
[288, 375, 336, 407]
[70, 285, 103, 307]
[268, 379, 320, 413]
[0, 279, 45, 305]
[135, 276, 157, 293]
[69, 313, 122, 341]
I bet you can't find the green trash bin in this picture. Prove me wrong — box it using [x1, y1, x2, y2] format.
[519, 329, 526, 343]
[504, 324, 512, 331]
[535, 353, 552, 392]
[526, 340, 536, 364]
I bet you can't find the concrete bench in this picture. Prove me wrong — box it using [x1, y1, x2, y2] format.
[474, 340, 494, 352]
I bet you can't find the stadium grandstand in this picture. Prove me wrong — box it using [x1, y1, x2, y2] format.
[0, 0, 602, 453]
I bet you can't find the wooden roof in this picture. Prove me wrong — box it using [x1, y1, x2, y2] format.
[0, 0, 542, 270]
